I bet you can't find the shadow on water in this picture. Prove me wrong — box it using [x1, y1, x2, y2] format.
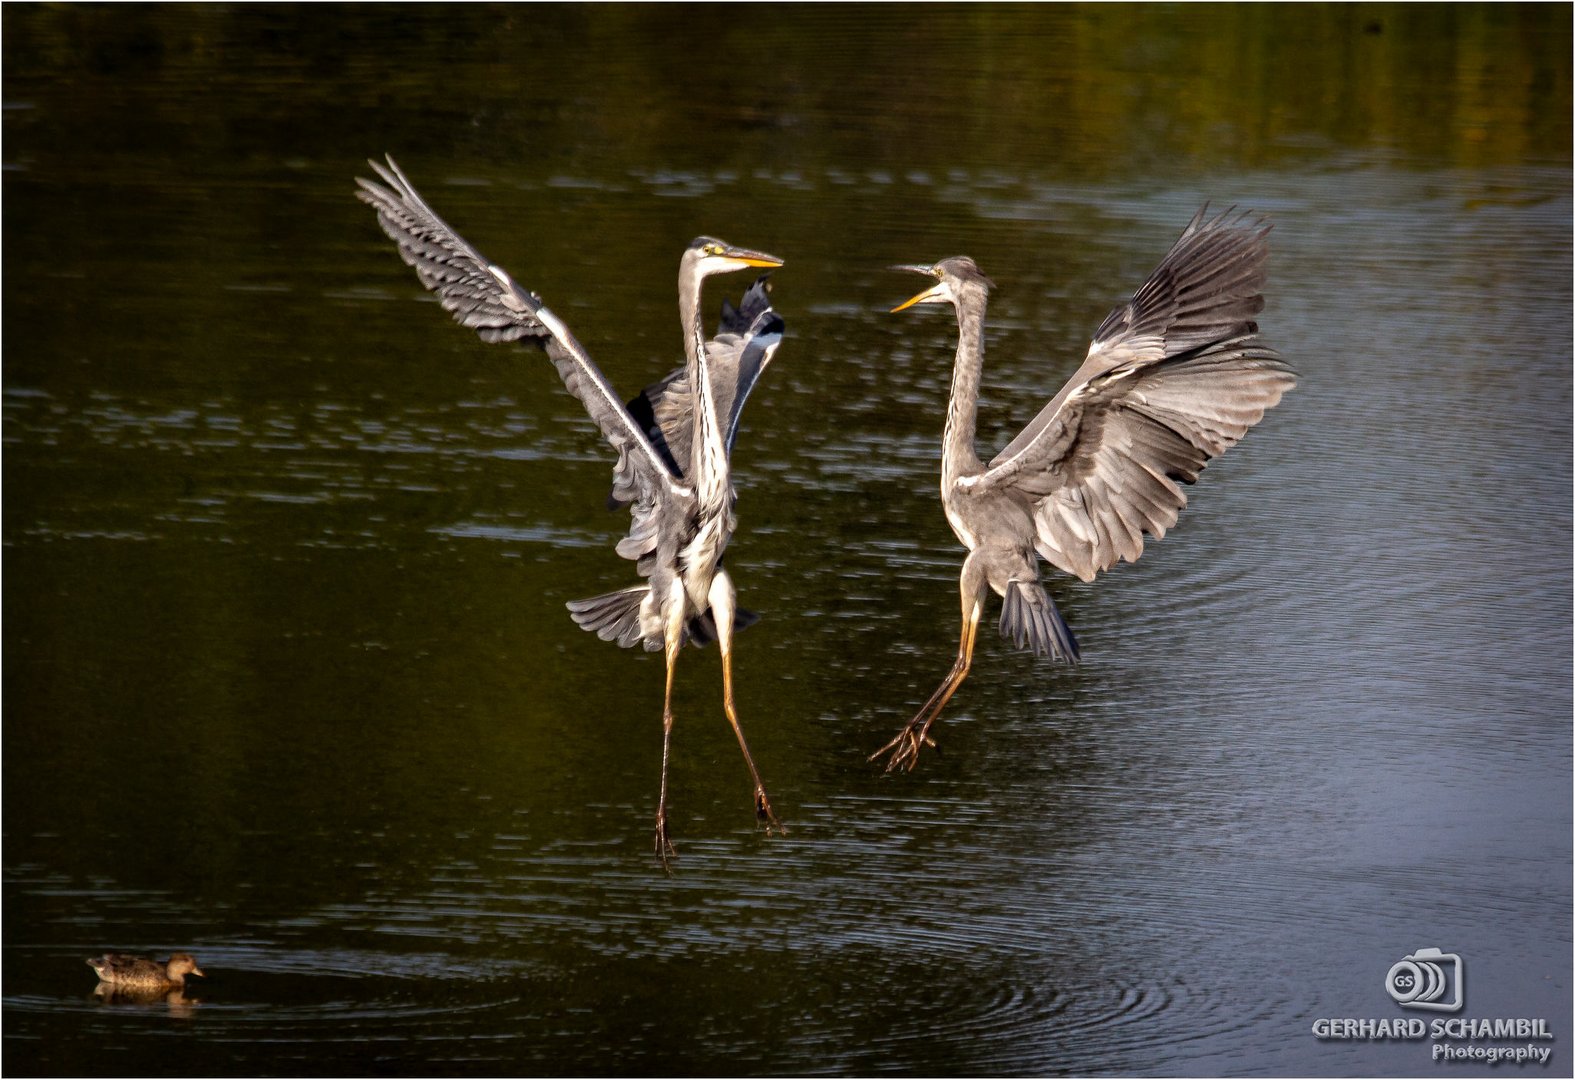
[4, 4, 1571, 1076]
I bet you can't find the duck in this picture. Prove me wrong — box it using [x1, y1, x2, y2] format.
[86, 952, 205, 992]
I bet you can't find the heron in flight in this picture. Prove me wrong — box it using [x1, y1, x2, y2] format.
[873, 207, 1295, 772]
[356, 156, 786, 857]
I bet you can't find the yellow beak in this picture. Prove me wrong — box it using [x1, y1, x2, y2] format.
[724, 244, 784, 269]
[892, 283, 946, 313]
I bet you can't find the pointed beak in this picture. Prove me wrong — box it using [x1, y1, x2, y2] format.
[892, 284, 950, 312]
[723, 244, 783, 269]
[888, 264, 944, 312]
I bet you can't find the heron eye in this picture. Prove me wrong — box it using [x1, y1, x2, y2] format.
[705, 244, 722, 257]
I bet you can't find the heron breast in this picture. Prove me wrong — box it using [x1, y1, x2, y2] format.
[944, 502, 980, 550]
[679, 517, 729, 607]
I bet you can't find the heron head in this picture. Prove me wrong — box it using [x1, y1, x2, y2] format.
[685, 237, 784, 278]
[889, 257, 994, 312]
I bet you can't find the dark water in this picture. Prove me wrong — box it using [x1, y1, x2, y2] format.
[4, 5, 1570, 1076]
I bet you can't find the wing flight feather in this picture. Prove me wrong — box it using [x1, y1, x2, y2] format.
[356, 155, 682, 494]
[974, 207, 1295, 582]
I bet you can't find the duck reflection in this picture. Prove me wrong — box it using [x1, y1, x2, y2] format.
[91, 981, 201, 1014]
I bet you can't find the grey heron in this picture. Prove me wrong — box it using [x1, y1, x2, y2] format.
[874, 207, 1296, 772]
[356, 156, 786, 857]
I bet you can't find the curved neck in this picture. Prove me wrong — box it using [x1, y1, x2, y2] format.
[943, 286, 988, 484]
[679, 267, 730, 503]
[678, 271, 706, 381]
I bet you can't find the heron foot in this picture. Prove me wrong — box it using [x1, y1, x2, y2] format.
[869, 722, 939, 773]
[654, 815, 677, 865]
[755, 788, 787, 836]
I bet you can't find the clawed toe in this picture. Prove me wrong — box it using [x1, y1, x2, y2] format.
[654, 819, 677, 864]
[870, 725, 938, 772]
[755, 790, 787, 836]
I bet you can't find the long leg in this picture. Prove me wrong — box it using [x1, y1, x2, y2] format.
[709, 569, 783, 835]
[654, 580, 687, 862]
[871, 553, 987, 772]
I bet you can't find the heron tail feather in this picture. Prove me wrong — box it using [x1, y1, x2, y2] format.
[565, 587, 759, 651]
[1000, 579, 1080, 663]
[566, 586, 651, 650]
[683, 606, 760, 648]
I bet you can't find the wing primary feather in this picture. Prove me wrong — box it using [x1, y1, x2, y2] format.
[357, 155, 682, 492]
[973, 207, 1293, 583]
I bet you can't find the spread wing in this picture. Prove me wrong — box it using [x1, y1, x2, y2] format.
[972, 206, 1296, 582]
[355, 155, 683, 506]
[616, 276, 784, 498]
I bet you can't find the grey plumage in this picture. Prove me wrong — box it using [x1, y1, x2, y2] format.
[982, 206, 1291, 583]
[874, 206, 1295, 772]
[357, 156, 786, 856]
[622, 277, 784, 481]
[356, 156, 684, 539]
[581, 276, 783, 622]
[565, 583, 757, 650]
[999, 577, 1079, 660]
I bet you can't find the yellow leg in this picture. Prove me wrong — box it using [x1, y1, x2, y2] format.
[871, 602, 980, 772]
[710, 570, 784, 835]
[872, 554, 988, 773]
[654, 582, 686, 863]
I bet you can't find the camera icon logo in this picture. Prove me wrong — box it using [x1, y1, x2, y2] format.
[1386, 948, 1464, 1012]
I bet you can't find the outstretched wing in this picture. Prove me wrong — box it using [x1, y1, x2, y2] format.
[616, 276, 784, 498]
[972, 206, 1296, 582]
[355, 155, 682, 503]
